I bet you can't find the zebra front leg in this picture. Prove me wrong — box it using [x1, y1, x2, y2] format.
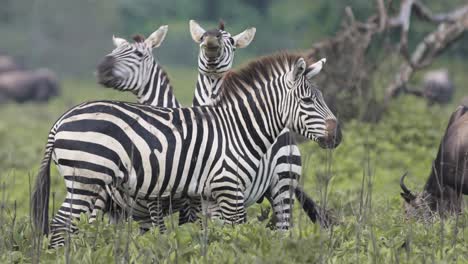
[267, 172, 300, 230]
[147, 199, 166, 232]
[212, 178, 247, 225]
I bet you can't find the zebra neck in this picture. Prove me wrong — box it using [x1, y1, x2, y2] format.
[219, 94, 285, 157]
[137, 61, 180, 107]
[192, 73, 224, 107]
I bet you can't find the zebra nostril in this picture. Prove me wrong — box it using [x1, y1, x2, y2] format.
[317, 119, 342, 149]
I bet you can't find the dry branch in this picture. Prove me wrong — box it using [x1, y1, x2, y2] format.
[306, 1, 468, 121]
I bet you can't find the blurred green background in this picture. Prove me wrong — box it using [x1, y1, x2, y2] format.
[1, 0, 468, 262]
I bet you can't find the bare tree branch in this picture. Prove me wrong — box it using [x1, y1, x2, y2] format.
[385, 8, 468, 101]
[413, 2, 468, 23]
[376, 0, 388, 32]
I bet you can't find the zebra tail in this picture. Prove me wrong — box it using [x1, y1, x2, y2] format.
[31, 143, 53, 235]
[295, 186, 335, 228]
[294, 186, 319, 223]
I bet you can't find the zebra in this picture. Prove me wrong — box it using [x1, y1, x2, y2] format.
[93, 25, 185, 228]
[31, 52, 341, 248]
[189, 21, 324, 229]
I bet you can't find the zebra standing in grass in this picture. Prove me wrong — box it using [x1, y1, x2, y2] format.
[90, 25, 183, 227]
[189, 20, 321, 229]
[32, 52, 341, 248]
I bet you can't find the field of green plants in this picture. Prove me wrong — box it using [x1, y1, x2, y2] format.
[0, 61, 467, 263]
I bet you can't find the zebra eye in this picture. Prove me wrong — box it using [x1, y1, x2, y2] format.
[134, 50, 144, 58]
[300, 96, 314, 104]
[229, 37, 234, 45]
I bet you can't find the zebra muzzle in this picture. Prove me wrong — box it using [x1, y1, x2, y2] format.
[202, 36, 221, 59]
[317, 119, 342, 149]
[97, 56, 117, 87]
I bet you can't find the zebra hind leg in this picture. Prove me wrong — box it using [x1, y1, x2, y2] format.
[89, 187, 109, 223]
[213, 185, 247, 225]
[48, 191, 96, 248]
[267, 172, 300, 230]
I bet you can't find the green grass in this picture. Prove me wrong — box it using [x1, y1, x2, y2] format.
[0, 65, 467, 263]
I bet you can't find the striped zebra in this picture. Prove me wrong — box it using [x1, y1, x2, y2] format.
[92, 25, 185, 228]
[189, 21, 327, 229]
[31, 52, 341, 248]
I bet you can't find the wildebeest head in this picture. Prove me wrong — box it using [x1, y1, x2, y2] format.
[399, 172, 434, 221]
[96, 25, 168, 92]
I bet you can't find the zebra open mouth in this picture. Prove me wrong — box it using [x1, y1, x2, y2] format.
[204, 47, 221, 59]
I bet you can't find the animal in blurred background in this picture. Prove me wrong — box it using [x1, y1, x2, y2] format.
[0, 55, 21, 74]
[406, 69, 455, 105]
[0, 67, 59, 104]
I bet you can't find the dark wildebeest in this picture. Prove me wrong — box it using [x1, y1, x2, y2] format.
[0, 68, 59, 103]
[400, 105, 468, 219]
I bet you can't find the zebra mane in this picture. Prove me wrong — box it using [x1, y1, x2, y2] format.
[217, 52, 311, 104]
[132, 34, 145, 43]
[218, 20, 225, 30]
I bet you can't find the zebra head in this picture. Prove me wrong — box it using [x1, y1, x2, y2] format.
[97, 25, 168, 92]
[286, 57, 342, 149]
[190, 20, 256, 78]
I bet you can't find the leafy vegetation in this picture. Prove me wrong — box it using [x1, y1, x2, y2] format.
[0, 60, 467, 262]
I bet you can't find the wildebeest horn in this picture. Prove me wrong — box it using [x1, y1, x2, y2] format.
[400, 172, 416, 201]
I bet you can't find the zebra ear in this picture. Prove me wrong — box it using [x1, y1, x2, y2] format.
[145, 25, 168, 49]
[233, 27, 256, 48]
[292, 58, 307, 81]
[113, 35, 128, 47]
[189, 20, 206, 43]
[306, 58, 326, 80]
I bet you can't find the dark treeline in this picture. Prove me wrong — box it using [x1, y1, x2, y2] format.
[0, 0, 467, 77]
